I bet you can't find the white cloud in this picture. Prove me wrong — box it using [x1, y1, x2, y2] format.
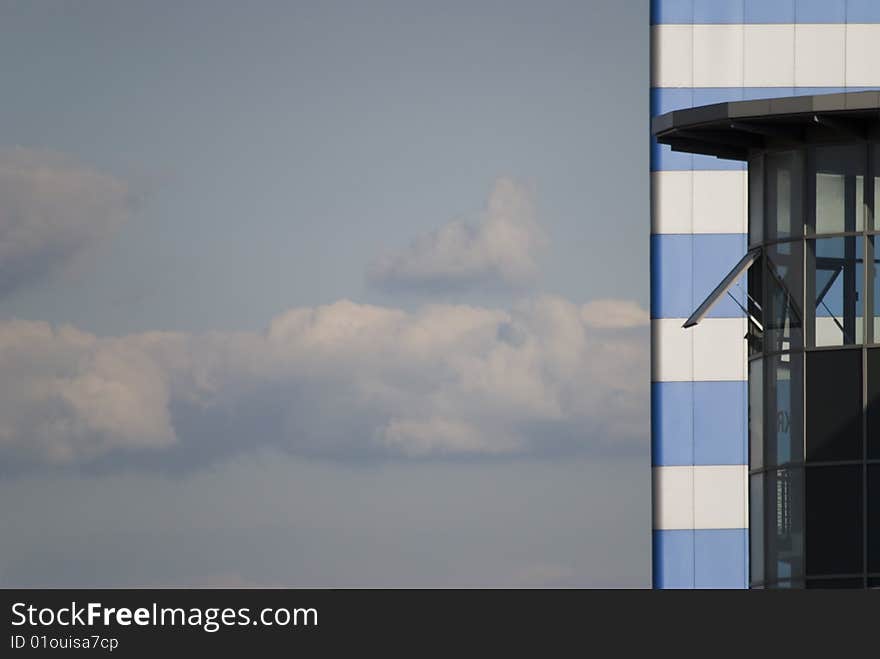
[0, 148, 131, 297]
[581, 299, 649, 329]
[0, 296, 647, 468]
[0, 320, 177, 464]
[367, 178, 546, 292]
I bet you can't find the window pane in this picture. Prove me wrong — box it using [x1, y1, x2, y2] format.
[766, 352, 803, 466]
[766, 151, 803, 241]
[750, 473, 765, 586]
[869, 465, 880, 573]
[809, 237, 864, 346]
[749, 359, 763, 470]
[872, 237, 880, 345]
[868, 348, 880, 460]
[813, 144, 865, 234]
[766, 468, 803, 583]
[765, 241, 803, 353]
[749, 153, 764, 246]
[873, 144, 880, 231]
[806, 349, 862, 462]
[747, 257, 763, 355]
[805, 465, 863, 577]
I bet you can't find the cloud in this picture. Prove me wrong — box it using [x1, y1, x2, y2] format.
[0, 296, 647, 470]
[367, 178, 546, 293]
[581, 299, 649, 329]
[0, 148, 131, 297]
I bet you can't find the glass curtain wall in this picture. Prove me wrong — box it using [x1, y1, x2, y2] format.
[749, 142, 880, 589]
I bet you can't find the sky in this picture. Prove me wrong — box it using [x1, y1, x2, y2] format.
[0, 0, 649, 587]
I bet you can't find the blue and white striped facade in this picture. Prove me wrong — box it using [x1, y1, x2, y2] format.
[650, 0, 880, 588]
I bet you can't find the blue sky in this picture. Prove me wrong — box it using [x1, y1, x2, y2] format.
[0, 0, 649, 587]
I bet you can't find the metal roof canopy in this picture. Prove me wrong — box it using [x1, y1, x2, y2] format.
[652, 91, 880, 161]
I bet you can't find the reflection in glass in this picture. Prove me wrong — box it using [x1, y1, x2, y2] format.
[765, 352, 803, 466]
[809, 237, 864, 346]
[766, 151, 802, 241]
[749, 359, 763, 470]
[764, 241, 803, 353]
[747, 256, 763, 355]
[766, 468, 803, 584]
[813, 144, 865, 234]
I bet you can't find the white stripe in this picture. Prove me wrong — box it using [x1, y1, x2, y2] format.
[650, 23, 880, 88]
[845, 24, 880, 87]
[744, 24, 794, 88]
[693, 24, 743, 88]
[652, 171, 747, 235]
[693, 171, 747, 234]
[653, 465, 748, 530]
[651, 24, 693, 88]
[651, 171, 692, 234]
[795, 24, 845, 87]
[652, 318, 747, 383]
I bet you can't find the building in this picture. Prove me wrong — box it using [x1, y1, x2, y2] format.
[650, 0, 880, 589]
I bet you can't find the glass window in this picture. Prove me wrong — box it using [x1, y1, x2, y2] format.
[749, 359, 763, 470]
[873, 144, 880, 231]
[765, 468, 803, 584]
[766, 150, 803, 241]
[766, 353, 803, 466]
[812, 145, 865, 234]
[806, 349, 862, 462]
[868, 348, 880, 460]
[765, 241, 803, 353]
[749, 153, 764, 246]
[871, 237, 880, 345]
[869, 465, 880, 573]
[750, 473, 764, 586]
[805, 465, 863, 577]
[808, 237, 864, 346]
[747, 256, 763, 356]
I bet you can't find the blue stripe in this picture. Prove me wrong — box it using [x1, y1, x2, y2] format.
[653, 530, 695, 588]
[846, 0, 880, 23]
[693, 233, 748, 315]
[652, 382, 693, 465]
[651, 0, 693, 24]
[651, 0, 876, 23]
[652, 381, 747, 466]
[651, 235, 693, 318]
[694, 0, 744, 24]
[796, 0, 846, 23]
[654, 530, 748, 589]
[745, 0, 794, 24]
[694, 529, 748, 588]
[694, 381, 747, 464]
[651, 234, 747, 319]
